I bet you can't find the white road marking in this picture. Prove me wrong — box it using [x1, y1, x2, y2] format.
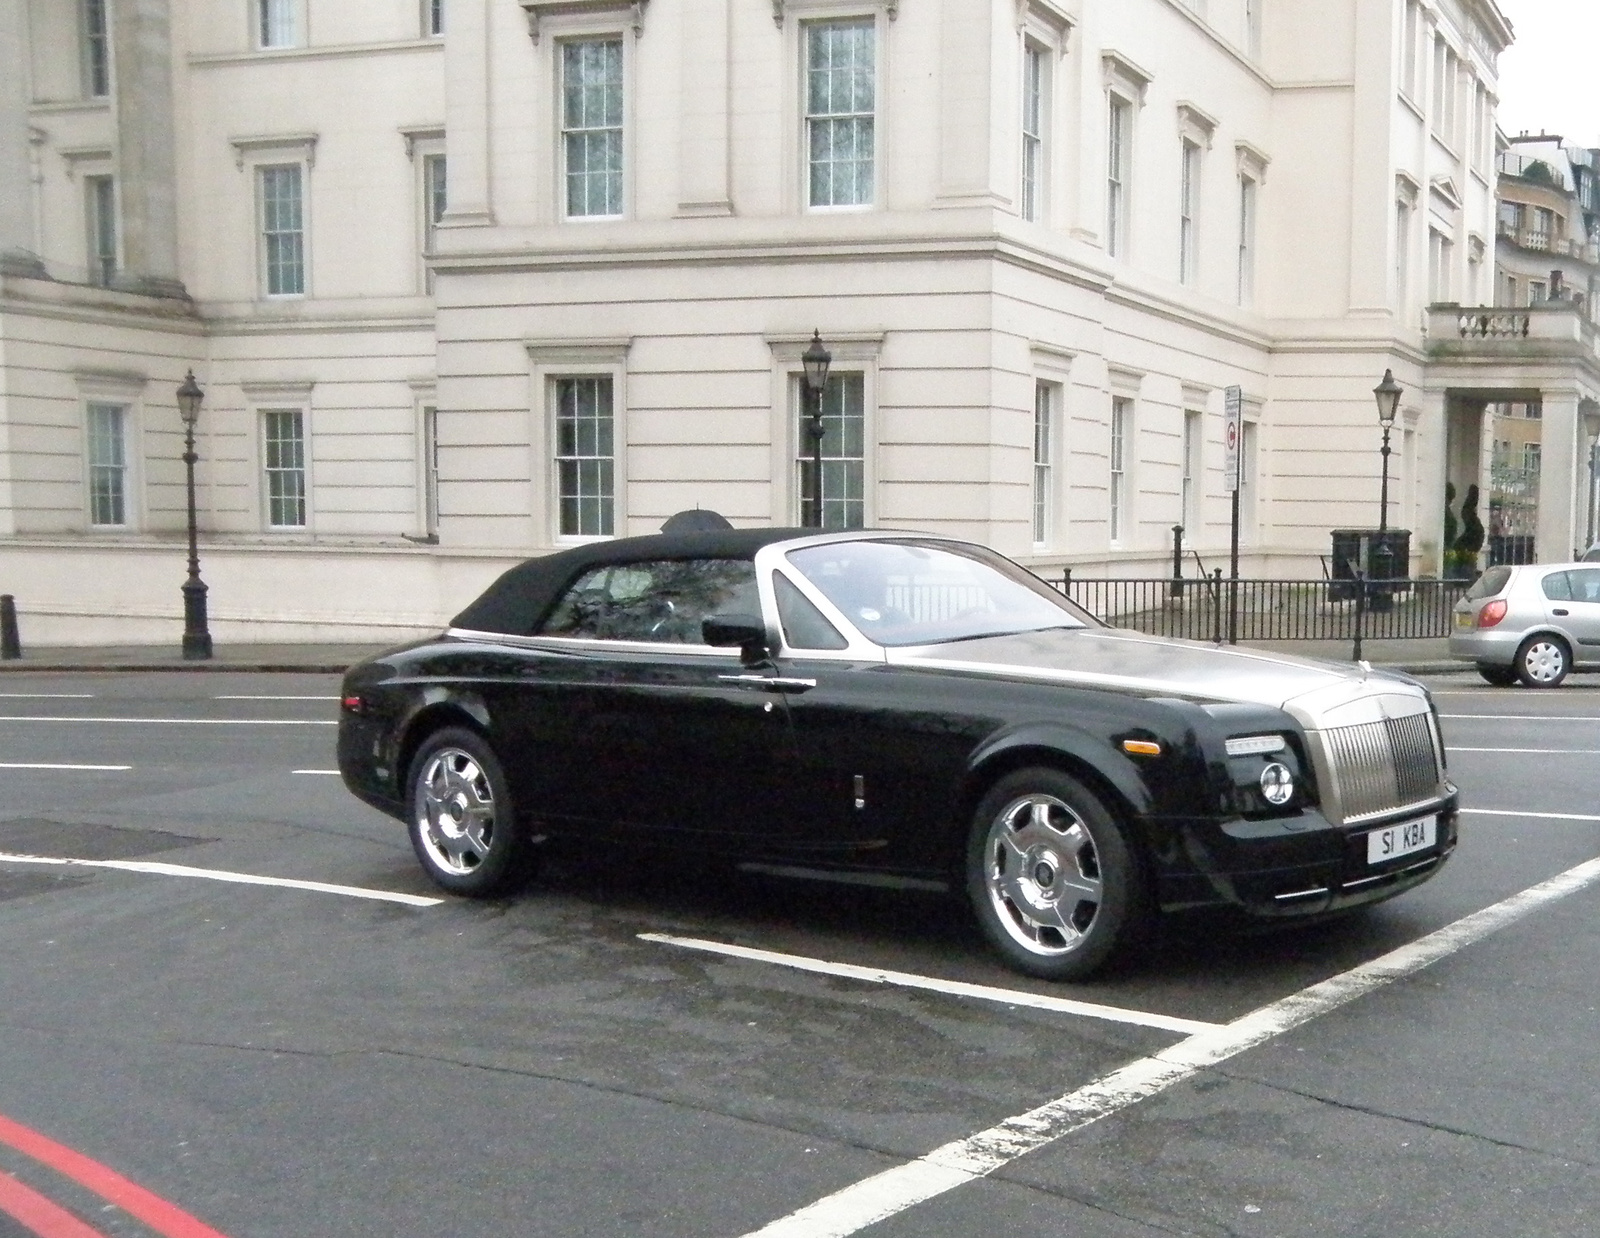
[0, 852, 443, 906]
[214, 695, 338, 701]
[292, 769, 340, 775]
[1461, 807, 1600, 823]
[1448, 747, 1600, 754]
[737, 854, 1600, 1238]
[640, 934, 1220, 1036]
[1439, 714, 1600, 721]
[0, 762, 130, 771]
[0, 715, 336, 726]
[0, 693, 94, 699]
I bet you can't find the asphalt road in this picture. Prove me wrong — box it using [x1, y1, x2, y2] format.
[0, 670, 1596, 1237]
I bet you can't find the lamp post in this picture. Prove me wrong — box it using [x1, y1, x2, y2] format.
[1373, 368, 1402, 535]
[176, 370, 212, 660]
[801, 331, 832, 528]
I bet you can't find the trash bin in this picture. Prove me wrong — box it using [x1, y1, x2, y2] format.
[1329, 529, 1411, 600]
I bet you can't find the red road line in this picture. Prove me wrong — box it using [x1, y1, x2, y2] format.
[0, 1172, 108, 1238]
[0, 1115, 231, 1238]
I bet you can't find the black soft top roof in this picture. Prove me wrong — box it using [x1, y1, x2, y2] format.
[450, 527, 810, 635]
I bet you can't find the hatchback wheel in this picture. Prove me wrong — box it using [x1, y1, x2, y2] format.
[965, 768, 1150, 981]
[406, 727, 537, 895]
[1515, 635, 1570, 689]
[1475, 663, 1518, 687]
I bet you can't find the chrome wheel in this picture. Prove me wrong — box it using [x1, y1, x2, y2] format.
[981, 793, 1103, 957]
[1517, 637, 1569, 688]
[415, 746, 497, 874]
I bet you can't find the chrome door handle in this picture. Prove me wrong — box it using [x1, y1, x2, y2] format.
[717, 674, 817, 694]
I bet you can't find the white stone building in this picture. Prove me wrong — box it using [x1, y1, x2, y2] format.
[2, 0, 1549, 646]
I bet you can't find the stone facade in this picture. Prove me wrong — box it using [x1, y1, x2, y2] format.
[0, 0, 1525, 644]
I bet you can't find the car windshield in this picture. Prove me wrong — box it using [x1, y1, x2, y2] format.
[786, 539, 1094, 646]
[1464, 566, 1512, 601]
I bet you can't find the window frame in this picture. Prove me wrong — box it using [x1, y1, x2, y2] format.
[255, 160, 309, 299]
[1181, 408, 1202, 533]
[527, 339, 631, 547]
[422, 150, 448, 292]
[255, 0, 303, 50]
[84, 173, 117, 288]
[1106, 93, 1132, 259]
[75, 374, 146, 534]
[802, 15, 880, 213]
[551, 374, 619, 540]
[1020, 40, 1047, 224]
[1032, 380, 1057, 548]
[1109, 394, 1133, 547]
[1180, 137, 1201, 286]
[259, 406, 310, 531]
[765, 331, 882, 529]
[559, 35, 628, 221]
[85, 400, 131, 530]
[424, 0, 444, 37]
[81, 0, 110, 98]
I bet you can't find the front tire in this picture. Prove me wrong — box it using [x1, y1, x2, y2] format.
[1515, 635, 1570, 688]
[406, 727, 537, 896]
[1476, 663, 1518, 687]
[965, 767, 1150, 981]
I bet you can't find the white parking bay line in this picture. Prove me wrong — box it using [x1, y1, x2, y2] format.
[0, 852, 443, 906]
[1439, 714, 1600, 721]
[214, 695, 338, 701]
[0, 762, 130, 771]
[0, 693, 94, 699]
[0, 715, 336, 726]
[293, 769, 340, 775]
[1461, 807, 1600, 823]
[1449, 747, 1600, 754]
[639, 934, 1220, 1036]
[737, 855, 1600, 1238]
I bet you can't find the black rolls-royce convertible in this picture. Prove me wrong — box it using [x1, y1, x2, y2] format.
[337, 526, 1458, 980]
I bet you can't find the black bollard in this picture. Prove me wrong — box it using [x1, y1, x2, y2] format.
[0, 595, 19, 659]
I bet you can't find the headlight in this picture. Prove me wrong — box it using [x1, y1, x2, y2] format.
[1259, 762, 1295, 806]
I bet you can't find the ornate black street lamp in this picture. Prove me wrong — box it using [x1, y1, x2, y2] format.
[176, 370, 213, 660]
[1373, 368, 1402, 535]
[801, 331, 832, 528]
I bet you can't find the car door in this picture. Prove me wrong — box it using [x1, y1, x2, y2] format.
[1553, 567, 1600, 664]
[761, 570, 991, 868]
[506, 558, 796, 842]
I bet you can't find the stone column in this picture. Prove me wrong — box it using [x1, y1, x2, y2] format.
[1537, 387, 1583, 563]
[0, 0, 44, 276]
[935, 0, 1001, 206]
[676, 0, 730, 216]
[111, 0, 186, 297]
[445, 0, 494, 225]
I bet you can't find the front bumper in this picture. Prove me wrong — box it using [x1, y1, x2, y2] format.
[1155, 794, 1459, 919]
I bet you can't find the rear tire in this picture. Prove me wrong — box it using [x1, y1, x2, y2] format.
[965, 767, 1150, 982]
[1475, 663, 1518, 687]
[1514, 635, 1570, 689]
[406, 727, 537, 896]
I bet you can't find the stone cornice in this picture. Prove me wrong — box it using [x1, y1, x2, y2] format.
[188, 38, 444, 69]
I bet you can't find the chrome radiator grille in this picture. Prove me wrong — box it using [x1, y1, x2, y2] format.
[1322, 713, 1441, 823]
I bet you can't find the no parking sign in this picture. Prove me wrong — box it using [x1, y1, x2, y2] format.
[1224, 385, 1242, 492]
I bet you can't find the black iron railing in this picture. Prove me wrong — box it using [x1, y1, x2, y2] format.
[1057, 570, 1469, 655]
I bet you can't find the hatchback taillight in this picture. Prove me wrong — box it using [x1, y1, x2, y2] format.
[1478, 599, 1508, 628]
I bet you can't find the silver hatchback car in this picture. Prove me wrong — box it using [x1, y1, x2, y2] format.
[1450, 562, 1600, 686]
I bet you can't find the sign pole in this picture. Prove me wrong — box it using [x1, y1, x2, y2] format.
[1225, 386, 1242, 645]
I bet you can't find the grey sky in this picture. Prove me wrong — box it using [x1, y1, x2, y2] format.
[1495, 0, 1600, 146]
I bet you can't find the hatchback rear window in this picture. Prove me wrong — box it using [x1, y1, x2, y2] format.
[1464, 567, 1512, 601]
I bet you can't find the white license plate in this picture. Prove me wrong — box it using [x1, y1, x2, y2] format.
[1453, 611, 1474, 629]
[1367, 815, 1437, 865]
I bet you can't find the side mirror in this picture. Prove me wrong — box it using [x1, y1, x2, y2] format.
[702, 613, 772, 665]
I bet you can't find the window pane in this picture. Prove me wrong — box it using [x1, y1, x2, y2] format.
[796, 372, 865, 529]
[263, 409, 307, 527]
[540, 559, 758, 642]
[1021, 45, 1043, 222]
[260, 165, 305, 296]
[806, 21, 875, 208]
[260, 0, 296, 47]
[1107, 98, 1128, 257]
[1033, 383, 1052, 545]
[563, 40, 624, 218]
[86, 176, 116, 287]
[554, 376, 615, 537]
[87, 402, 126, 526]
[83, 0, 109, 95]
